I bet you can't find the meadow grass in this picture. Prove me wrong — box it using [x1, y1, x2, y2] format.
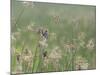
[11, 0, 96, 74]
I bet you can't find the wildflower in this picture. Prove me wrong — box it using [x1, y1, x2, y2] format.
[64, 43, 76, 53]
[74, 56, 89, 70]
[80, 62, 89, 70]
[43, 56, 49, 67]
[43, 47, 62, 70]
[42, 51, 49, 67]
[22, 49, 33, 69]
[49, 46, 62, 60]
[22, 49, 33, 61]
[39, 39, 48, 48]
[86, 39, 95, 50]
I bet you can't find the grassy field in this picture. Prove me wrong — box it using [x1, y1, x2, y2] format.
[11, 0, 96, 74]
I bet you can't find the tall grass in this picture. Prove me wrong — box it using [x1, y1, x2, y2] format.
[11, 0, 96, 74]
